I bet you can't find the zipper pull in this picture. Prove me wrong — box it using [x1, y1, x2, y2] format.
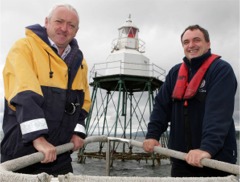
[184, 100, 188, 107]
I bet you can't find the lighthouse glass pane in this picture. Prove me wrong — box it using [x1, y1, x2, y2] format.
[128, 28, 137, 38]
[119, 28, 128, 38]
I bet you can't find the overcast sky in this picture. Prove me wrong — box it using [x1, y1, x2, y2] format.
[0, 0, 239, 125]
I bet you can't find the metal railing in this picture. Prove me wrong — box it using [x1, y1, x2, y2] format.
[1, 136, 240, 175]
[89, 60, 166, 82]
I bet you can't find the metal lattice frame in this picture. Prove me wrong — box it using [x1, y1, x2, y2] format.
[79, 74, 168, 163]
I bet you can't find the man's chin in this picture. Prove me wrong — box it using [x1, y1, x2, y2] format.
[188, 54, 199, 60]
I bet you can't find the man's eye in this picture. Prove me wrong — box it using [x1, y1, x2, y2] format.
[69, 24, 75, 29]
[55, 20, 62, 23]
[194, 39, 201, 43]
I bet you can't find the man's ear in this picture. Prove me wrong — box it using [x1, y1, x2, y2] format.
[44, 17, 49, 27]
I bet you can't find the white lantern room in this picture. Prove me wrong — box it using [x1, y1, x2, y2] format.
[105, 15, 150, 77]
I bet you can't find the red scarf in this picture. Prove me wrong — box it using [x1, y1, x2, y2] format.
[172, 54, 220, 100]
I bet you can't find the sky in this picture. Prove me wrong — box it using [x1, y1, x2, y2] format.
[0, 0, 239, 126]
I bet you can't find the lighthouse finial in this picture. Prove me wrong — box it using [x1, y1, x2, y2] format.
[127, 14, 132, 23]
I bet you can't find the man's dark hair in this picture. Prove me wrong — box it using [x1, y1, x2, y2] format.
[181, 25, 210, 42]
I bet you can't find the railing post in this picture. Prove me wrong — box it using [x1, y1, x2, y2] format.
[106, 138, 111, 176]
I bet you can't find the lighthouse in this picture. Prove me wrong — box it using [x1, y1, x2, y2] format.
[113, 14, 140, 50]
[79, 15, 167, 163]
[105, 14, 151, 77]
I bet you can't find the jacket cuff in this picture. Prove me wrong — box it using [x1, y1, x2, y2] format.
[75, 132, 87, 139]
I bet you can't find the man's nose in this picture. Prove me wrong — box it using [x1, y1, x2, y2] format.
[61, 23, 68, 31]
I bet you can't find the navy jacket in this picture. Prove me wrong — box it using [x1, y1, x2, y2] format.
[146, 50, 238, 165]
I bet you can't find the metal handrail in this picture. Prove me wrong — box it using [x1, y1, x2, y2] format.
[106, 137, 240, 176]
[0, 136, 107, 172]
[0, 136, 239, 176]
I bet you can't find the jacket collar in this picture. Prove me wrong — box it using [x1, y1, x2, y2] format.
[25, 24, 79, 51]
[183, 49, 212, 70]
[25, 24, 83, 67]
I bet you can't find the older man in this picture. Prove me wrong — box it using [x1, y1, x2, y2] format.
[1, 4, 91, 176]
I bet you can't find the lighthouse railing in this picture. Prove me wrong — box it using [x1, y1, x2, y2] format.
[89, 60, 166, 82]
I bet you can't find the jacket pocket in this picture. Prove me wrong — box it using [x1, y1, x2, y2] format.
[41, 86, 66, 122]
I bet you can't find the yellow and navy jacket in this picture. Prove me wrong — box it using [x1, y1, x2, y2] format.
[1, 24, 91, 165]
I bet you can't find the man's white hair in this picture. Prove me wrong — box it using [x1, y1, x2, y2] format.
[47, 4, 79, 25]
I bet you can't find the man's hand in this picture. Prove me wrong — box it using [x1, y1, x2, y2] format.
[185, 149, 211, 167]
[70, 134, 84, 151]
[33, 137, 56, 163]
[143, 139, 160, 153]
